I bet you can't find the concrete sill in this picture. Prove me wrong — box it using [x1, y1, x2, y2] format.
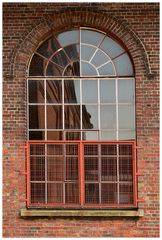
[21, 209, 144, 217]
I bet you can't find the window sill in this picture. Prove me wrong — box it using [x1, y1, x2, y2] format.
[21, 209, 144, 217]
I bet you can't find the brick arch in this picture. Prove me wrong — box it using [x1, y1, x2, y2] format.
[12, 9, 153, 79]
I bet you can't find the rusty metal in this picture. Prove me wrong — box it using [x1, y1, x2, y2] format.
[26, 140, 137, 208]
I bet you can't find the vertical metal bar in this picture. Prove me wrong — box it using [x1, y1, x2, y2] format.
[98, 79, 100, 141]
[133, 142, 137, 206]
[63, 143, 66, 204]
[27, 79, 29, 140]
[116, 78, 119, 140]
[26, 142, 30, 206]
[80, 142, 84, 207]
[117, 144, 120, 204]
[98, 143, 101, 204]
[45, 143, 48, 204]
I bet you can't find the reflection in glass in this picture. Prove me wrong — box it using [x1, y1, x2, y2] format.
[81, 44, 96, 61]
[82, 131, 98, 140]
[64, 44, 79, 61]
[101, 183, 117, 204]
[63, 61, 80, 76]
[57, 30, 79, 47]
[118, 105, 135, 129]
[29, 54, 47, 76]
[47, 157, 63, 181]
[100, 36, 124, 59]
[64, 80, 80, 103]
[46, 62, 63, 76]
[82, 105, 98, 129]
[101, 131, 116, 140]
[82, 80, 98, 103]
[29, 131, 45, 140]
[91, 49, 110, 68]
[100, 106, 116, 129]
[85, 157, 98, 181]
[37, 37, 60, 58]
[46, 80, 62, 103]
[100, 80, 116, 103]
[101, 157, 117, 181]
[118, 79, 134, 103]
[119, 131, 135, 140]
[85, 183, 99, 204]
[47, 105, 62, 129]
[81, 29, 104, 46]
[52, 50, 69, 67]
[29, 105, 45, 129]
[65, 132, 81, 140]
[98, 62, 115, 76]
[65, 183, 79, 204]
[66, 157, 79, 181]
[47, 183, 63, 204]
[64, 105, 80, 129]
[114, 53, 134, 76]
[81, 61, 98, 76]
[28, 80, 44, 103]
[47, 131, 63, 140]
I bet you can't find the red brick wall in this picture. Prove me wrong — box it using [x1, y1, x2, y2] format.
[3, 3, 159, 237]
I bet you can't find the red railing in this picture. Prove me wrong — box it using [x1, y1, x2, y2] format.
[26, 140, 138, 208]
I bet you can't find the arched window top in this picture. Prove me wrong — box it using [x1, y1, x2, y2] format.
[29, 28, 134, 77]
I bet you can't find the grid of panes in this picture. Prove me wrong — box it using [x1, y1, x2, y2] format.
[28, 78, 135, 141]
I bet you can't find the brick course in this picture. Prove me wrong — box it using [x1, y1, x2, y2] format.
[3, 2, 159, 237]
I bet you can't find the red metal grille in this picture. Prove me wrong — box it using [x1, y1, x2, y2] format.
[27, 141, 137, 208]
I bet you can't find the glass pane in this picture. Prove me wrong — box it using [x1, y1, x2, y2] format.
[81, 29, 104, 46]
[65, 183, 79, 204]
[100, 36, 124, 59]
[82, 80, 98, 103]
[101, 144, 117, 155]
[101, 183, 117, 204]
[85, 157, 98, 181]
[84, 144, 98, 155]
[82, 105, 98, 129]
[57, 30, 79, 47]
[29, 105, 45, 129]
[64, 44, 79, 61]
[28, 80, 44, 103]
[101, 157, 117, 181]
[118, 105, 135, 129]
[47, 144, 63, 155]
[81, 44, 96, 61]
[119, 183, 133, 204]
[47, 105, 62, 129]
[66, 157, 78, 181]
[101, 131, 116, 140]
[64, 80, 80, 103]
[114, 53, 134, 76]
[63, 61, 80, 76]
[29, 131, 45, 140]
[31, 183, 45, 204]
[65, 132, 81, 140]
[47, 157, 63, 181]
[91, 49, 110, 68]
[100, 105, 116, 129]
[98, 62, 115, 76]
[30, 156, 45, 181]
[46, 80, 62, 103]
[47, 183, 63, 204]
[47, 131, 63, 140]
[37, 37, 60, 58]
[119, 131, 135, 140]
[119, 157, 133, 181]
[81, 61, 98, 76]
[118, 79, 134, 103]
[64, 105, 80, 129]
[100, 80, 116, 103]
[52, 50, 69, 68]
[82, 131, 98, 140]
[29, 54, 47, 76]
[46, 62, 63, 76]
[85, 183, 99, 204]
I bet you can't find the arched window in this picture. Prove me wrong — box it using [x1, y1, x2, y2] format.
[27, 28, 137, 208]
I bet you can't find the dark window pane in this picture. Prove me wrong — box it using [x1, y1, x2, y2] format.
[101, 157, 117, 181]
[101, 183, 117, 204]
[47, 131, 63, 140]
[100, 80, 116, 103]
[46, 62, 63, 76]
[47, 105, 62, 129]
[64, 80, 80, 103]
[28, 80, 44, 103]
[65, 183, 79, 204]
[29, 54, 46, 76]
[66, 144, 78, 156]
[85, 183, 99, 204]
[85, 157, 98, 181]
[84, 144, 98, 156]
[30, 156, 45, 181]
[47, 183, 63, 204]
[101, 144, 117, 155]
[119, 144, 133, 156]
[29, 105, 45, 129]
[63, 61, 80, 76]
[29, 131, 45, 140]
[82, 105, 98, 129]
[66, 157, 79, 181]
[47, 144, 63, 155]
[119, 183, 133, 204]
[52, 50, 69, 68]
[37, 37, 60, 58]
[30, 144, 45, 156]
[46, 80, 62, 103]
[47, 157, 63, 181]
[65, 132, 81, 140]
[64, 105, 80, 129]
[82, 80, 98, 103]
[119, 157, 133, 181]
[64, 44, 79, 61]
[31, 183, 45, 204]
